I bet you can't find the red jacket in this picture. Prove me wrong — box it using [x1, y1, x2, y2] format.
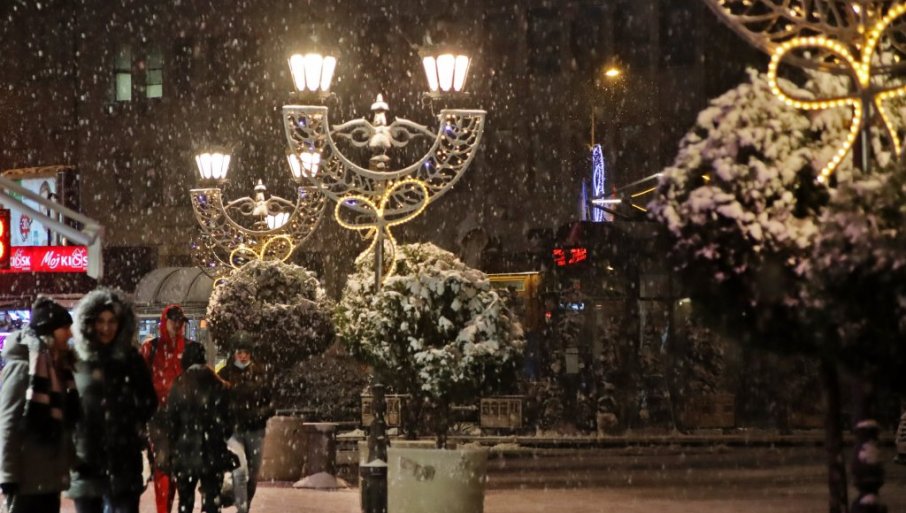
[140, 305, 187, 406]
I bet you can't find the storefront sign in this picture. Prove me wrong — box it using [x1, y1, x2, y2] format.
[0, 246, 89, 273]
[0, 209, 9, 269]
[552, 247, 589, 267]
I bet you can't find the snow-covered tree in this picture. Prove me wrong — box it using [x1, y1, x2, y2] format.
[649, 66, 906, 512]
[648, 68, 889, 353]
[207, 259, 335, 368]
[336, 243, 525, 446]
[808, 169, 906, 393]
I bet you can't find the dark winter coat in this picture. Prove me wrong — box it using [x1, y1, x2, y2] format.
[0, 330, 76, 495]
[164, 365, 235, 478]
[68, 289, 158, 499]
[217, 361, 274, 432]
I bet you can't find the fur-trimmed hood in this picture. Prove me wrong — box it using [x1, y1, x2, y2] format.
[72, 288, 137, 361]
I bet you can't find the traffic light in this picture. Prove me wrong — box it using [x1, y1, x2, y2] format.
[0, 209, 10, 269]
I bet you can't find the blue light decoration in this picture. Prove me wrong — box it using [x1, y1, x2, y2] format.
[579, 180, 589, 221]
[591, 144, 608, 222]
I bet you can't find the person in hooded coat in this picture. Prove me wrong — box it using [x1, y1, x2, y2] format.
[68, 288, 157, 513]
[164, 342, 235, 513]
[140, 304, 199, 513]
[216, 331, 274, 513]
[0, 296, 79, 513]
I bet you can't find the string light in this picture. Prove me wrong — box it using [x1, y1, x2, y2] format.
[333, 178, 430, 283]
[767, 4, 906, 182]
[227, 234, 295, 271]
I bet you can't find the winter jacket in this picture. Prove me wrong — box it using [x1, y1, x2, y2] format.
[217, 361, 275, 432]
[140, 305, 196, 406]
[68, 289, 157, 499]
[164, 365, 235, 478]
[0, 330, 75, 495]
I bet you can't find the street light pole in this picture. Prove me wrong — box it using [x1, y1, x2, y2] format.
[282, 47, 486, 513]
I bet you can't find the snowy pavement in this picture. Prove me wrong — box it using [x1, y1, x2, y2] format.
[59, 446, 906, 513]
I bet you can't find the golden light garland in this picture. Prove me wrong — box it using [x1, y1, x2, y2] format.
[767, 3, 906, 183]
[334, 178, 430, 283]
[229, 235, 295, 271]
[212, 235, 296, 287]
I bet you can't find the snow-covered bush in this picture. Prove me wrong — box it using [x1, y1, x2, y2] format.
[336, 243, 525, 444]
[808, 170, 906, 392]
[648, 68, 887, 352]
[207, 259, 334, 368]
[276, 349, 370, 419]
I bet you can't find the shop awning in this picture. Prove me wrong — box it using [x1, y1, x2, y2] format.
[133, 267, 213, 317]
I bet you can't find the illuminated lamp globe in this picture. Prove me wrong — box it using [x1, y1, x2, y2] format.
[287, 151, 321, 181]
[195, 152, 231, 182]
[288, 52, 337, 93]
[422, 50, 471, 93]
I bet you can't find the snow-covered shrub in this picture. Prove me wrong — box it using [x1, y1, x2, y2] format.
[336, 243, 525, 444]
[648, 68, 887, 353]
[207, 259, 335, 367]
[808, 170, 906, 392]
[275, 349, 370, 420]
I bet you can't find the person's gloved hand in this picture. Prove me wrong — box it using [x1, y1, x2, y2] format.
[0, 482, 19, 496]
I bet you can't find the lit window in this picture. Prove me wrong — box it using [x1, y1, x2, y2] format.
[114, 45, 132, 102]
[146, 47, 163, 98]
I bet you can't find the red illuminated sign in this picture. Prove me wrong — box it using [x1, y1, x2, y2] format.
[0, 246, 89, 273]
[552, 247, 589, 267]
[0, 209, 9, 269]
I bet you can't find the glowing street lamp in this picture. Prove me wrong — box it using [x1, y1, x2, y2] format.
[287, 52, 338, 95]
[195, 151, 232, 182]
[421, 50, 471, 93]
[189, 148, 326, 279]
[283, 42, 486, 513]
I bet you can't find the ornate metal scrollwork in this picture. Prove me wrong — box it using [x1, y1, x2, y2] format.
[189, 185, 327, 278]
[701, 1, 906, 72]
[281, 95, 485, 282]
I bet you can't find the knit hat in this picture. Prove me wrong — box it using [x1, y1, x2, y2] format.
[181, 342, 207, 370]
[30, 296, 73, 336]
[230, 331, 255, 352]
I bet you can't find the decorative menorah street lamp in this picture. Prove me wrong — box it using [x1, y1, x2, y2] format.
[281, 48, 486, 513]
[189, 149, 327, 280]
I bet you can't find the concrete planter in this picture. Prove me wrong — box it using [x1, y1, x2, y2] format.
[259, 416, 306, 481]
[293, 423, 349, 489]
[387, 446, 488, 513]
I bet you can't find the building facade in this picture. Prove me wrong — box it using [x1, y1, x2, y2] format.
[0, 0, 763, 292]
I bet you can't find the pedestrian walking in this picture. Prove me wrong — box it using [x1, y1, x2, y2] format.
[164, 343, 236, 513]
[140, 305, 199, 513]
[68, 289, 157, 513]
[0, 296, 79, 513]
[217, 332, 274, 513]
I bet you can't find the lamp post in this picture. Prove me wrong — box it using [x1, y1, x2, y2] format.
[281, 47, 486, 513]
[189, 148, 326, 279]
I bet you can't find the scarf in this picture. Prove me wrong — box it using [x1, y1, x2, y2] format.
[24, 341, 79, 441]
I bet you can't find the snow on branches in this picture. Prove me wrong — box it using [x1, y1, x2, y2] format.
[808, 171, 906, 390]
[649, 63, 906, 366]
[206, 259, 334, 366]
[336, 243, 525, 404]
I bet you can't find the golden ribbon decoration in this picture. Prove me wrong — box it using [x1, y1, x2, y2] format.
[226, 234, 295, 269]
[213, 235, 296, 287]
[767, 3, 906, 183]
[334, 178, 430, 283]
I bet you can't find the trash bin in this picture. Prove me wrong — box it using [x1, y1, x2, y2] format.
[259, 415, 307, 481]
